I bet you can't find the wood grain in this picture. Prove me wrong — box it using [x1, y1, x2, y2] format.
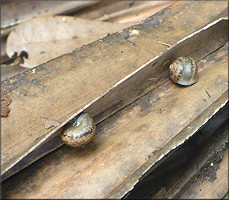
[180, 147, 228, 199]
[2, 48, 228, 198]
[162, 120, 229, 199]
[1, 1, 228, 181]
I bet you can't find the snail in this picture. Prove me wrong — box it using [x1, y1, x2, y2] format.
[169, 56, 198, 86]
[61, 112, 96, 147]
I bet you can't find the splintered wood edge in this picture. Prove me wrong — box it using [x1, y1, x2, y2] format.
[170, 123, 228, 199]
[2, 1, 229, 183]
[106, 92, 228, 198]
[3, 17, 227, 179]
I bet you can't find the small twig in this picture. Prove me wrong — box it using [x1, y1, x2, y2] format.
[125, 36, 135, 46]
[222, 58, 227, 64]
[206, 90, 211, 98]
[158, 41, 171, 47]
[1, 57, 22, 67]
[148, 78, 158, 81]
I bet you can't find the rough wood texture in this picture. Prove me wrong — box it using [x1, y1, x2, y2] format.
[162, 122, 229, 199]
[1, 2, 228, 182]
[2, 42, 228, 198]
[180, 147, 228, 199]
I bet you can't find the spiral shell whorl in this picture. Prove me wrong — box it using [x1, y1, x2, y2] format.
[61, 113, 96, 147]
[169, 57, 198, 86]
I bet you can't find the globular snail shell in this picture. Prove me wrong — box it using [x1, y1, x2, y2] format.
[169, 56, 198, 86]
[61, 113, 96, 147]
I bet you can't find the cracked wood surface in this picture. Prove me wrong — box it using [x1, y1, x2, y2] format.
[2, 44, 228, 198]
[1, 1, 228, 196]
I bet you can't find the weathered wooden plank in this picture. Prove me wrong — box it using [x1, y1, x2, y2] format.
[1, 1, 228, 181]
[2, 44, 228, 198]
[126, 105, 228, 199]
[179, 147, 228, 199]
[95, 1, 172, 24]
[158, 121, 229, 199]
[106, 57, 228, 199]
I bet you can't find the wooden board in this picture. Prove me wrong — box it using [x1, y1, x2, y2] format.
[2, 43, 228, 198]
[157, 121, 229, 199]
[180, 147, 228, 199]
[127, 106, 228, 199]
[1, 2, 228, 181]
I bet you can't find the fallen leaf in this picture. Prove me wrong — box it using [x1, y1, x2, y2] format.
[6, 16, 128, 68]
[41, 117, 60, 129]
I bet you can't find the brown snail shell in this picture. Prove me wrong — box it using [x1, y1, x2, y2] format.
[61, 113, 96, 147]
[169, 56, 198, 86]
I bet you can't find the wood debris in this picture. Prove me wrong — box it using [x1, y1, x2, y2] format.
[1, 89, 12, 117]
[41, 117, 60, 129]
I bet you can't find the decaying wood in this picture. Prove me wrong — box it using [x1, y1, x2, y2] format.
[1, 1, 228, 183]
[2, 42, 228, 198]
[124, 103, 228, 199]
[154, 122, 228, 199]
[180, 147, 228, 199]
[106, 54, 228, 199]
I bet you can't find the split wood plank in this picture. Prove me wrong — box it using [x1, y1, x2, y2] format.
[2, 22, 228, 182]
[2, 47, 228, 198]
[150, 121, 228, 199]
[161, 120, 228, 199]
[1, 1, 228, 181]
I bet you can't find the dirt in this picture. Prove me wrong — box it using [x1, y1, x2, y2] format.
[196, 142, 227, 182]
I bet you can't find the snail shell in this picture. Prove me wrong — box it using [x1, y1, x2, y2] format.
[61, 113, 96, 147]
[169, 56, 198, 86]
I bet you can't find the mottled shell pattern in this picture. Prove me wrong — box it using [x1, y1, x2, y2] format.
[61, 113, 96, 147]
[169, 56, 198, 86]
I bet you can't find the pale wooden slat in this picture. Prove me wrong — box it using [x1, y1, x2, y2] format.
[2, 49, 228, 198]
[1, 1, 228, 180]
[179, 148, 228, 199]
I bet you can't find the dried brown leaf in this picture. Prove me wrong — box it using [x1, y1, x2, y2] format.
[6, 16, 128, 68]
[41, 117, 60, 129]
